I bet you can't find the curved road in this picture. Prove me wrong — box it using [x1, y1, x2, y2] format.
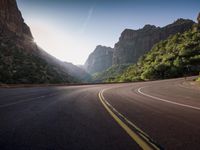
[0, 77, 200, 150]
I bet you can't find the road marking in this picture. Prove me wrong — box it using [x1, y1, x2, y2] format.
[0, 93, 57, 108]
[137, 87, 200, 111]
[98, 89, 160, 150]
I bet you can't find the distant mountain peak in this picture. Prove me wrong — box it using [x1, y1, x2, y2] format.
[142, 24, 157, 30]
[84, 46, 113, 74]
[172, 18, 194, 25]
[95, 45, 113, 51]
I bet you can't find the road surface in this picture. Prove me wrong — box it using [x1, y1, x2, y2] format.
[0, 77, 200, 150]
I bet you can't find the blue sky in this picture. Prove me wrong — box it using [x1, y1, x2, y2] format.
[17, 0, 200, 65]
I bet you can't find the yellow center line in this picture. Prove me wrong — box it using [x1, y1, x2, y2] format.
[98, 89, 160, 150]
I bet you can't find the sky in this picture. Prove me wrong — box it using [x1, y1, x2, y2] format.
[17, 0, 200, 65]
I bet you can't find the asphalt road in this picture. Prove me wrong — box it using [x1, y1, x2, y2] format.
[0, 77, 200, 150]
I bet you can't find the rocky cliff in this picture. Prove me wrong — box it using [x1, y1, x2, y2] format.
[84, 45, 113, 74]
[116, 26, 200, 82]
[0, 0, 88, 84]
[112, 19, 195, 65]
[0, 0, 32, 39]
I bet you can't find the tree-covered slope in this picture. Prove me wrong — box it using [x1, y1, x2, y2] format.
[115, 28, 200, 82]
[92, 64, 130, 82]
[0, 39, 77, 84]
[112, 19, 195, 65]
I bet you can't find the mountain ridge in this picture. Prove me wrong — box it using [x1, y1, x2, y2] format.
[112, 18, 195, 65]
[113, 16, 200, 82]
[84, 18, 195, 77]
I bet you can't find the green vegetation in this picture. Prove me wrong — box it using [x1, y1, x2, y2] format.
[92, 64, 131, 82]
[114, 29, 200, 82]
[196, 73, 200, 82]
[0, 39, 76, 84]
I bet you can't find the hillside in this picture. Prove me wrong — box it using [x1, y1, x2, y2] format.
[87, 18, 196, 82]
[115, 26, 200, 82]
[92, 64, 130, 82]
[0, 38, 76, 83]
[112, 19, 195, 65]
[85, 18, 195, 78]
[0, 0, 88, 84]
[64, 62, 91, 82]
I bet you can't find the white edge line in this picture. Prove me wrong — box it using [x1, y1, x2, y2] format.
[137, 87, 200, 111]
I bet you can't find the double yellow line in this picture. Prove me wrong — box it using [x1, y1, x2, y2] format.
[98, 89, 161, 150]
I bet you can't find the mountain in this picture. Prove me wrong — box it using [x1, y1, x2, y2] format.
[112, 19, 195, 65]
[64, 62, 91, 82]
[114, 18, 200, 82]
[0, 0, 88, 84]
[198, 13, 200, 24]
[84, 45, 113, 74]
[92, 64, 130, 82]
[84, 18, 195, 78]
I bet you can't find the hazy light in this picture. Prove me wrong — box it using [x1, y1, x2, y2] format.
[28, 20, 97, 65]
[17, 0, 200, 65]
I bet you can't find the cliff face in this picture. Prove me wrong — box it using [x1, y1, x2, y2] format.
[0, 0, 32, 39]
[84, 45, 113, 74]
[198, 13, 200, 24]
[112, 19, 195, 65]
[116, 25, 200, 82]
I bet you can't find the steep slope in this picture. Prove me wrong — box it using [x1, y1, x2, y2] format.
[92, 64, 130, 82]
[0, 41, 77, 83]
[64, 62, 91, 82]
[115, 21, 200, 82]
[0, 0, 86, 84]
[112, 19, 195, 65]
[0, 0, 32, 40]
[84, 45, 113, 74]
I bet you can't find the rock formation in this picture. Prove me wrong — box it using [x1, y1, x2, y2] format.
[112, 19, 195, 65]
[197, 12, 200, 24]
[0, 0, 32, 39]
[84, 45, 113, 74]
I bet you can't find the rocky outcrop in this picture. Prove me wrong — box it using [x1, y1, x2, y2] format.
[0, 0, 86, 84]
[198, 13, 200, 24]
[197, 12, 200, 30]
[112, 19, 195, 65]
[0, 0, 32, 39]
[84, 45, 113, 74]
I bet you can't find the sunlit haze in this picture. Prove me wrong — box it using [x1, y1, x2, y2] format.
[17, 0, 200, 65]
